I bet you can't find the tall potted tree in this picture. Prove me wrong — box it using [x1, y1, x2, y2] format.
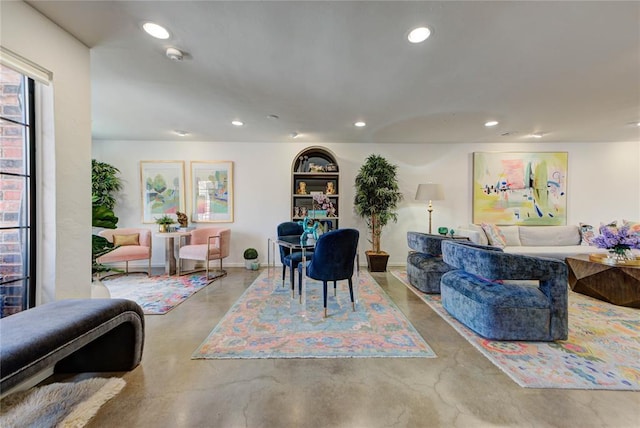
[354, 154, 403, 272]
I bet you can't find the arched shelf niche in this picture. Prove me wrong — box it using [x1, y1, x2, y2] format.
[291, 146, 340, 231]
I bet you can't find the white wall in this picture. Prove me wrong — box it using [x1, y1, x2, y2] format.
[93, 140, 640, 267]
[1, 1, 92, 300]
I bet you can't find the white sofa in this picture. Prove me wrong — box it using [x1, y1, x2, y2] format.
[456, 224, 610, 260]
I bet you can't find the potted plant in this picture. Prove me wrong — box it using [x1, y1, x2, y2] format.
[155, 215, 176, 232]
[354, 154, 403, 272]
[91, 160, 122, 278]
[243, 248, 259, 270]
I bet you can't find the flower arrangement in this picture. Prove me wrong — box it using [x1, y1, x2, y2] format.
[592, 225, 639, 258]
[312, 194, 336, 217]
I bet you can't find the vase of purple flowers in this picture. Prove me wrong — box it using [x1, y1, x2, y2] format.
[592, 225, 640, 262]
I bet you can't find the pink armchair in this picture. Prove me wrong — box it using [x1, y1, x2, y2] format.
[177, 227, 230, 280]
[96, 228, 152, 278]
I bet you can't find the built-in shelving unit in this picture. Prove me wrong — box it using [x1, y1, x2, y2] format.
[291, 147, 340, 231]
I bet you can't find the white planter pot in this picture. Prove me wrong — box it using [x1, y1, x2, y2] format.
[244, 259, 260, 270]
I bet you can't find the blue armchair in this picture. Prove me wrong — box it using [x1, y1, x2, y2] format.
[440, 240, 568, 341]
[298, 228, 359, 317]
[277, 222, 314, 291]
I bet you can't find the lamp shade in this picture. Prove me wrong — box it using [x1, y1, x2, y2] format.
[415, 183, 444, 201]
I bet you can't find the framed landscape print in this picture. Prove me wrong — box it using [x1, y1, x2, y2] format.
[472, 152, 568, 225]
[190, 161, 234, 223]
[140, 161, 185, 223]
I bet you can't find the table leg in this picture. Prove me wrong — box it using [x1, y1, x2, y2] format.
[165, 237, 176, 275]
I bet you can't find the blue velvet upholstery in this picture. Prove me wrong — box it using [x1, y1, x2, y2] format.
[406, 232, 500, 294]
[298, 228, 359, 316]
[277, 222, 314, 291]
[440, 240, 568, 341]
[0, 299, 145, 391]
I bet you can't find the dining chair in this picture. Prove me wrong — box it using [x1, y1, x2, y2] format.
[277, 222, 314, 292]
[96, 228, 152, 279]
[177, 227, 230, 280]
[298, 228, 359, 317]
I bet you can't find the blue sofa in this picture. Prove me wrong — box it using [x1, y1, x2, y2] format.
[440, 240, 568, 341]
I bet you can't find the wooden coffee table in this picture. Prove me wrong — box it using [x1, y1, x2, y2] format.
[566, 254, 640, 308]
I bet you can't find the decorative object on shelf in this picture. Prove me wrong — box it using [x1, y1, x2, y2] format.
[312, 193, 335, 217]
[472, 152, 568, 226]
[155, 214, 176, 232]
[308, 163, 325, 172]
[296, 181, 308, 194]
[243, 248, 260, 270]
[176, 211, 188, 228]
[297, 156, 308, 173]
[140, 160, 185, 224]
[438, 227, 449, 236]
[190, 161, 234, 223]
[325, 163, 338, 172]
[354, 154, 403, 272]
[449, 229, 456, 238]
[591, 224, 640, 263]
[415, 183, 445, 234]
[325, 181, 336, 194]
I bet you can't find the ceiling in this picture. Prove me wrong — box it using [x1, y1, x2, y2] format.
[27, 0, 640, 144]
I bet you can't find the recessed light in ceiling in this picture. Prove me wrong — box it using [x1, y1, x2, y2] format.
[231, 120, 244, 127]
[484, 120, 499, 127]
[290, 132, 299, 138]
[529, 132, 544, 138]
[267, 114, 280, 120]
[173, 130, 189, 137]
[142, 22, 170, 39]
[354, 121, 366, 127]
[166, 47, 183, 61]
[407, 27, 431, 43]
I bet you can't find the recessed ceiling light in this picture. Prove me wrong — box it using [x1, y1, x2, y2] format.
[290, 132, 299, 139]
[529, 132, 544, 138]
[407, 27, 431, 43]
[173, 130, 189, 137]
[354, 121, 366, 127]
[267, 114, 280, 120]
[231, 120, 244, 127]
[484, 120, 499, 127]
[143, 22, 170, 39]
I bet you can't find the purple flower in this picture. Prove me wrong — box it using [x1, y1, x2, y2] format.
[592, 225, 640, 251]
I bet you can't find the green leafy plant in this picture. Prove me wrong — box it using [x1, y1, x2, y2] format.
[155, 215, 176, 225]
[243, 248, 258, 260]
[92, 160, 122, 276]
[354, 154, 403, 254]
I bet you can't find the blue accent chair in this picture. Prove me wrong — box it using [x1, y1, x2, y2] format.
[277, 222, 314, 291]
[440, 240, 568, 341]
[298, 228, 359, 317]
[407, 232, 457, 293]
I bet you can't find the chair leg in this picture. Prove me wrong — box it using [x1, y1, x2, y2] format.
[125, 261, 129, 275]
[148, 257, 151, 277]
[348, 278, 355, 311]
[323, 280, 328, 317]
[282, 265, 287, 288]
[334, 280, 337, 296]
[177, 257, 181, 276]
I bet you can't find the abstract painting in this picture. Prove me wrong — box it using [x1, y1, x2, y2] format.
[472, 152, 568, 225]
[140, 161, 185, 223]
[190, 161, 234, 223]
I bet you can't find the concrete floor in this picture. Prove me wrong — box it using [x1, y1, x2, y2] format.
[56, 267, 638, 428]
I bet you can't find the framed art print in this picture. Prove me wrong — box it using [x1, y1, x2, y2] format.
[472, 152, 568, 225]
[190, 161, 234, 223]
[140, 161, 185, 223]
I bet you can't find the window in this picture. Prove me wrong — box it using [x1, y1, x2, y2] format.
[0, 64, 36, 317]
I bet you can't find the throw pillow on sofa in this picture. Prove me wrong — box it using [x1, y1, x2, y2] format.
[481, 223, 507, 248]
[579, 223, 595, 246]
[623, 220, 640, 236]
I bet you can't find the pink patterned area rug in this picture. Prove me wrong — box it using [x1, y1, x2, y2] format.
[102, 274, 212, 314]
[192, 270, 435, 359]
[391, 270, 640, 390]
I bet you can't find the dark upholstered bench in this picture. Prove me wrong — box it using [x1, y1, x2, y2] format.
[0, 299, 145, 392]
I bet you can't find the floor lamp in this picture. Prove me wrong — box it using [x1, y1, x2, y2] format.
[415, 183, 445, 234]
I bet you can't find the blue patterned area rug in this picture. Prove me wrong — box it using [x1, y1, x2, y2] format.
[192, 270, 435, 359]
[391, 270, 640, 390]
